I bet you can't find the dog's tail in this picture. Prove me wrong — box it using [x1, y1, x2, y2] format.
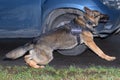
[5, 43, 34, 59]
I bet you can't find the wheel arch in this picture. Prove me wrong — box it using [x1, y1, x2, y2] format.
[41, 0, 102, 33]
[41, 7, 84, 33]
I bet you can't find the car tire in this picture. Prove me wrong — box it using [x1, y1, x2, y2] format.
[51, 13, 87, 56]
[42, 9, 87, 56]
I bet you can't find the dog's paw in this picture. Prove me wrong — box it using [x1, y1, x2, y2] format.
[105, 56, 116, 61]
[32, 64, 41, 69]
[40, 66, 45, 68]
[25, 60, 45, 69]
[32, 65, 45, 69]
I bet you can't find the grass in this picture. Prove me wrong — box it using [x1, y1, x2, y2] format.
[0, 65, 120, 80]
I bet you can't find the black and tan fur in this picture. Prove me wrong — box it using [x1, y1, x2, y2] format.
[5, 7, 116, 68]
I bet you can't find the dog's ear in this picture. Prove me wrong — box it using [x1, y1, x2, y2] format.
[84, 7, 92, 14]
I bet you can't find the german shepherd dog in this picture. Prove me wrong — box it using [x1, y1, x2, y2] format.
[5, 7, 116, 68]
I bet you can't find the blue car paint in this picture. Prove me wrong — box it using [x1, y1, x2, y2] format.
[42, 0, 97, 20]
[42, 0, 118, 20]
[42, 0, 120, 37]
[0, 1, 41, 29]
[0, 0, 42, 37]
[0, 0, 119, 38]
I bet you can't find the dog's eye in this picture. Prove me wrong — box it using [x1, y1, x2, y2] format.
[93, 14, 95, 17]
[87, 21, 93, 25]
[94, 15, 100, 18]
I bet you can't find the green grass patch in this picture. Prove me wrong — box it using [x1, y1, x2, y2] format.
[0, 65, 120, 80]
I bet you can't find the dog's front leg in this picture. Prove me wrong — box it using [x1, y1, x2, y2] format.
[81, 31, 116, 61]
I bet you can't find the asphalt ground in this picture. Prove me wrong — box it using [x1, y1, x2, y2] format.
[0, 34, 120, 68]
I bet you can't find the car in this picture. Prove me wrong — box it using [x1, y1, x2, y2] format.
[0, 0, 120, 55]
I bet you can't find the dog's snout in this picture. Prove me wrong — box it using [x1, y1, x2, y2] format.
[104, 14, 109, 20]
[99, 14, 109, 23]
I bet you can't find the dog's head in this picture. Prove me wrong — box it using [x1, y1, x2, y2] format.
[84, 7, 109, 27]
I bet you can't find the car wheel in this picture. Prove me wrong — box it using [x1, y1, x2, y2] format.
[42, 9, 87, 56]
[51, 13, 87, 56]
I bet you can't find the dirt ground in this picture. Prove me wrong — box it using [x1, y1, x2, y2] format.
[0, 34, 120, 68]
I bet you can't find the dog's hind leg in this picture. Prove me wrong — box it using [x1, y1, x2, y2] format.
[24, 54, 45, 68]
[25, 48, 53, 69]
[81, 31, 116, 61]
[31, 49, 53, 66]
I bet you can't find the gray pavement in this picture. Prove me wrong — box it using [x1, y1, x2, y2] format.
[0, 34, 120, 68]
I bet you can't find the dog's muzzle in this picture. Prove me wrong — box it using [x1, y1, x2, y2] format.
[99, 14, 109, 23]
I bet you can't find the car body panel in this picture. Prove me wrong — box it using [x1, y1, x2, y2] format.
[42, 0, 120, 37]
[0, 0, 41, 38]
[0, 0, 119, 38]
